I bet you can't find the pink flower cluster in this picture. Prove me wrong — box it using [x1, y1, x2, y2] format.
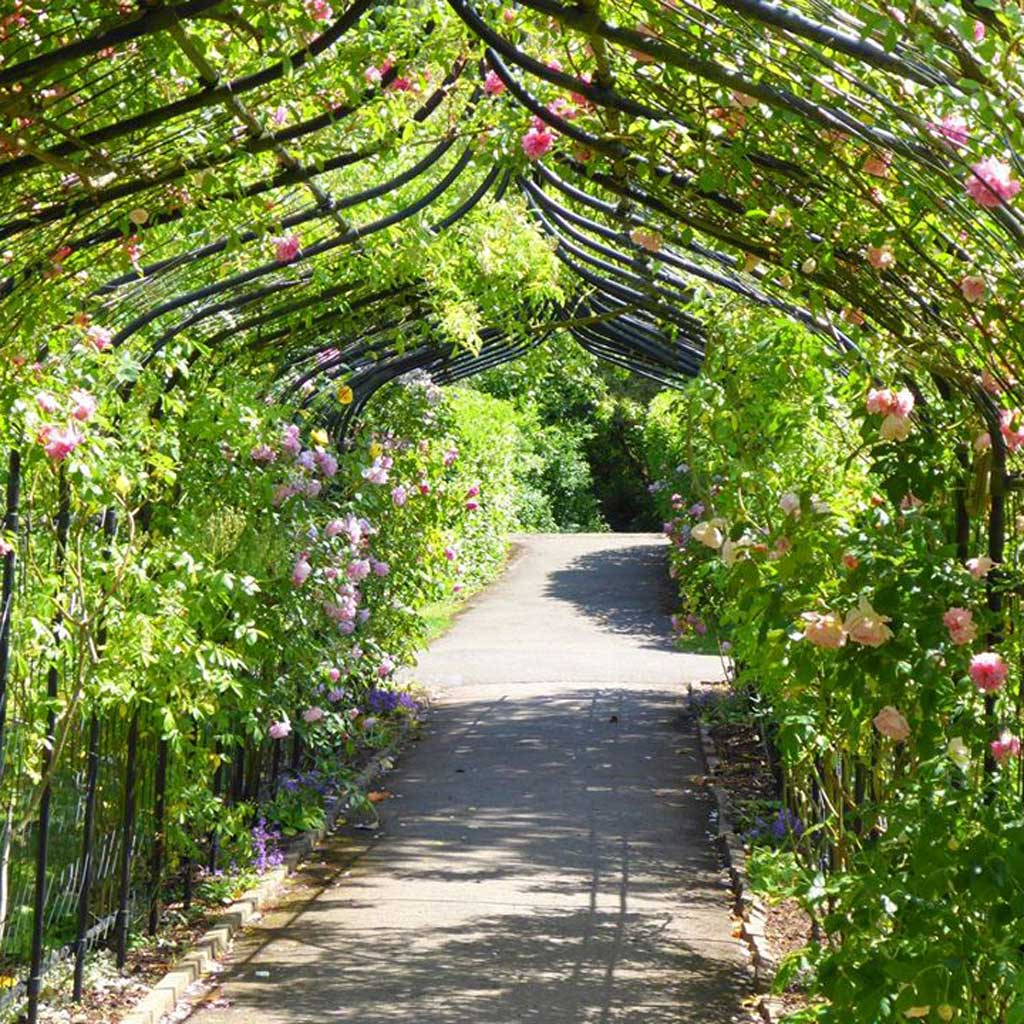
[999, 408, 1024, 452]
[969, 652, 1007, 692]
[305, 0, 332, 20]
[942, 607, 976, 646]
[965, 157, 1020, 209]
[522, 124, 554, 160]
[866, 387, 914, 443]
[991, 731, 1021, 763]
[35, 389, 99, 462]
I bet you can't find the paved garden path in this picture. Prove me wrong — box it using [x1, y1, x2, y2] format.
[185, 534, 749, 1024]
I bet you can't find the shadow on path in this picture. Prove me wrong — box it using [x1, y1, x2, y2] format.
[543, 541, 678, 652]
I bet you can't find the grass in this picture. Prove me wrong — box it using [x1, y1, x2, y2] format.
[418, 544, 521, 642]
[419, 592, 475, 642]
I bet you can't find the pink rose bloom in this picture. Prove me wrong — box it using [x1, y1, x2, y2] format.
[965, 157, 1020, 208]
[999, 408, 1024, 451]
[465, 499, 480, 511]
[443, 448, 459, 466]
[973, 19, 986, 43]
[36, 392, 58, 414]
[891, 388, 914, 418]
[70, 389, 97, 422]
[466, 484, 480, 498]
[378, 658, 394, 678]
[303, 706, 325, 723]
[291, 557, 312, 588]
[969, 652, 1008, 692]
[391, 484, 408, 507]
[522, 126, 554, 160]
[966, 554, 995, 579]
[801, 611, 846, 649]
[991, 731, 1020, 763]
[943, 607, 977, 646]
[866, 244, 895, 270]
[347, 559, 371, 581]
[84, 325, 112, 351]
[484, 70, 505, 96]
[444, 546, 457, 561]
[305, 0, 332, 20]
[328, 667, 341, 682]
[960, 275, 986, 303]
[40, 425, 84, 461]
[866, 388, 894, 415]
[928, 113, 969, 148]
[327, 687, 345, 703]
[879, 414, 911, 442]
[386, 74, 413, 93]
[364, 65, 382, 85]
[844, 597, 893, 647]
[873, 706, 910, 743]
[268, 720, 291, 740]
[275, 234, 301, 263]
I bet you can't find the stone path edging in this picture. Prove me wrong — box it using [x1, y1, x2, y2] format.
[119, 718, 418, 1024]
[691, 690, 783, 1024]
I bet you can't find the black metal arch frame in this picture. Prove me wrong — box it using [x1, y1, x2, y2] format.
[2, 0, 1021, 423]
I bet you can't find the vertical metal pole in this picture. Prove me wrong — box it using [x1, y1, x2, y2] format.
[27, 469, 70, 1023]
[72, 713, 100, 1001]
[147, 738, 168, 935]
[73, 508, 115, 999]
[207, 746, 223, 876]
[0, 450, 22, 790]
[115, 709, 139, 968]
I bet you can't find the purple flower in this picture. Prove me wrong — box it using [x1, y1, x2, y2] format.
[348, 559, 371, 581]
[251, 444, 276, 463]
[281, 424, 301, 456]
[251, 818, 285, 873]
[268, 720, 291, 740]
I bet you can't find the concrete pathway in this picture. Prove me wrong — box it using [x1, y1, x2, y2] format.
[184, 534, 749, 1024]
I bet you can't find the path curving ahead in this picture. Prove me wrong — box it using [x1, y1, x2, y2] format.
[184, 534, 750, 1024]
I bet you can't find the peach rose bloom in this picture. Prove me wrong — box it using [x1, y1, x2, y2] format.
[801, 611, 846, 648]
[873, 706, 910, 742]
[844, 596, 893, 647]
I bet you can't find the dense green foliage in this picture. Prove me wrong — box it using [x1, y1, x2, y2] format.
[644, 300, 1024, 1023]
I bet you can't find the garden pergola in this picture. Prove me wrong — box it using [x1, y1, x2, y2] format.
[0, 0, 1020, 1017]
